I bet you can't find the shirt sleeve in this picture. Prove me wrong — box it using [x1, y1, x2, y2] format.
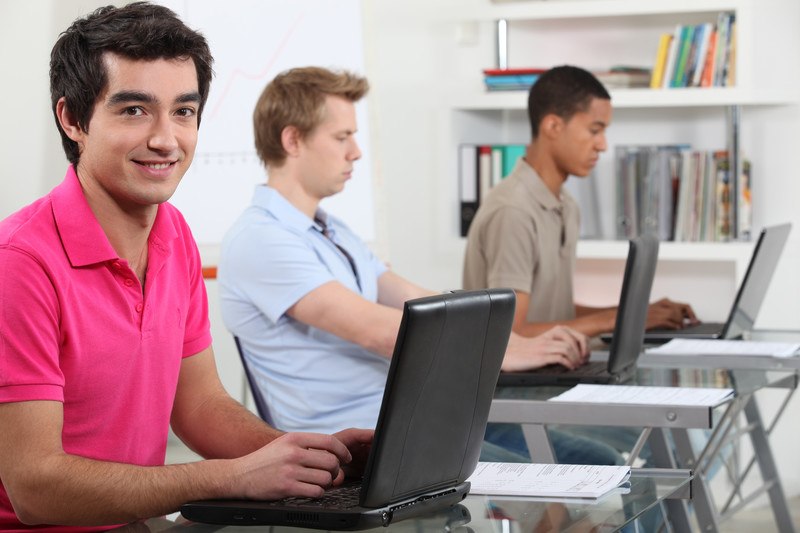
[0, 248, 64, 402]
[481, 207, 540, 293]
[182, 230, 213, 358]
[222, 225, 337, 324]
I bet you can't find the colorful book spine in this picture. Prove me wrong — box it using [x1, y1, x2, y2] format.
[650, 33, 673, 88]
[671, 25, 695, 87]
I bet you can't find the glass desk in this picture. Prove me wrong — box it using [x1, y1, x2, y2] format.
[111, 469, 692, 532]
[490, 366, 798, 533]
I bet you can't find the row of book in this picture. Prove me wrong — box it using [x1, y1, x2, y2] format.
[458, 144, 525, 236]
[483, 68, 544, 92]
[615, 145, 752, 242]
[650, 12, 736, 89]
[482, 66, 651, 92]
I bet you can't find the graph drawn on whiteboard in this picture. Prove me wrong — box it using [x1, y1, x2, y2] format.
[161, 0, 374, 245]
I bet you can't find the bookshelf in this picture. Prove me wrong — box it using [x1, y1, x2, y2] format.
[443, 0, 799, 257]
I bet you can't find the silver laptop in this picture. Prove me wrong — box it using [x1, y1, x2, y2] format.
[643, 223, 791, 344]
[498, 234, 659, 386]
[180, 288, 514, 530]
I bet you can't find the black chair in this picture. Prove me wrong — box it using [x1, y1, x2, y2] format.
[233, 336, 275, 427]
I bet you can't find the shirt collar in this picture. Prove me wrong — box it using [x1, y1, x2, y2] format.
[51, 166, 177, 268]
[516, 159, 566, 211]
[253, 185, 327, 233]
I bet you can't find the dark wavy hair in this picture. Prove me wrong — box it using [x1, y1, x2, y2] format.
[49, 2, 214, 165]
[527, 65, 610, 139]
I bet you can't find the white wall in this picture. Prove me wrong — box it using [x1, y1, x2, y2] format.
[362, 0, 800, 498]
[3, 0, 800, 500]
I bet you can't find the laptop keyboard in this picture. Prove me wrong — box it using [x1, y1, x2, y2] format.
[534, 361, 606, 376]
[278, 482, 362, 509]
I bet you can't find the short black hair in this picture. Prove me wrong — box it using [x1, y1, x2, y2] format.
[527, 65, 610, 139]
[50, 2, 214, 165]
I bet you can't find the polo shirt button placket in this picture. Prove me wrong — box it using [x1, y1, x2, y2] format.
[135, 302, 144, 313]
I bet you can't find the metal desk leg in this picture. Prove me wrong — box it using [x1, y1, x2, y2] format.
[648, 427, 693, 533]
[521, 424, 556, 463]
[743, 396, 796, 533]
[671, 427, 719, 532]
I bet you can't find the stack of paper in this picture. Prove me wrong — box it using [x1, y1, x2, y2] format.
[645, 338, 800, 358]
[548, 384, 734, 407]
[467, 462, 630, 499]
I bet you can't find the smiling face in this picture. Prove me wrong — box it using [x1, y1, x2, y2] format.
[551, 97, 612, 178]
[295, 95, 362, 201]
[58, 53, 201, 215]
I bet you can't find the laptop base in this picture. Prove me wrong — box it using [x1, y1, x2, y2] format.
[498, 362, 634, 386]
[181, 482, 470, 530]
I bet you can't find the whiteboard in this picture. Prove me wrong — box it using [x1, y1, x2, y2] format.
[160, 0, 374, 245]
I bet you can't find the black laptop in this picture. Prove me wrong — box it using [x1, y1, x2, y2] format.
[642, 223, 791, 344]
[180, 288, 515, 530]
[497, 234, 659, 386]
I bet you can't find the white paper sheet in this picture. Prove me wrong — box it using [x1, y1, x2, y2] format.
[645, 338, 800, 358]
[467, 463, 631, 499]
[548, 384, 734, 407]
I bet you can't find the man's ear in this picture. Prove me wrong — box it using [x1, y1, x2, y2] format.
[281, 125, 302, 157]
[55, 97, 85, 143]
[539, 114, 564, 140]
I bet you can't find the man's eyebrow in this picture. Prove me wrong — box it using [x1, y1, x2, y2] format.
[106, 91, 201, 106]
[107, 91, 155, 106]
[176, 92, 201, 104]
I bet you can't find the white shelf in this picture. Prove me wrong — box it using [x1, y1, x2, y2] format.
[577, 239, 753, 263]
[468, 0, 746, 21]
[452, 87, 796, 111]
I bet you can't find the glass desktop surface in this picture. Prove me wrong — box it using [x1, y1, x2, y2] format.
[495, 365, 797, 402]
[110, 470, 691, 532]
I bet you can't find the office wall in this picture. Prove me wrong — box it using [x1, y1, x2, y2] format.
[3, 0, 800, 499]
[363, 0, 800, 498]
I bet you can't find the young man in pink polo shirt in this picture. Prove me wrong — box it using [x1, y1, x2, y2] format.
[0, 3, 371, 531]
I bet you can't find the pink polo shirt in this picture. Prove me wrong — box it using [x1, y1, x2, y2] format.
[0, 167, 212, 531]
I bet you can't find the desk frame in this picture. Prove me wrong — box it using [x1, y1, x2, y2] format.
[489, 371, 797, 533]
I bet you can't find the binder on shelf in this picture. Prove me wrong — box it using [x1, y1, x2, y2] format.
[459, 144, 479, 237]
[457, 143, 526, 236]
[478, 145, 492, 204]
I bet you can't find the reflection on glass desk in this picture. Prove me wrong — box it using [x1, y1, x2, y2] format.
[491, 363, 798, 533]
[495, 365, 798, 402]
[639, 329, 800, 370]
[110, 469, 691, 532]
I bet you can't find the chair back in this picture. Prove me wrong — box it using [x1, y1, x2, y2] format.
[233, 336, 275, 427]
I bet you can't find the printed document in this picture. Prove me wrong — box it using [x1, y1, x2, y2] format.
[645, 338, 800, 358]
[548, 384, 734, 406]
[467, 463, 630, 498]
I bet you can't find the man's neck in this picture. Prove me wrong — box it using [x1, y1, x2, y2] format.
[267, 170, 320, 219]
[77, 175, 155, 277]
[524, 143, 567, 198]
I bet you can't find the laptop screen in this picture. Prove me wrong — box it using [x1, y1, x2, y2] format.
[723, 223, 791, 339]
[360, 288, 514, 507]
[607, 234, 659, 374]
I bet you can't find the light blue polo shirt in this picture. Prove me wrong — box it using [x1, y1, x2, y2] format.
[218, 185, 389, 433]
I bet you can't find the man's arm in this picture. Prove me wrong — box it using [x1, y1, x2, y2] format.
[511, 290, 617, 338]
[0, 347, 371, 526]
[170, 346, 281, 458]
[512, 291, 698, 338]
[287, 271, 435, 358]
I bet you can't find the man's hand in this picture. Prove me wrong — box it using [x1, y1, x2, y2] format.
[332, 428, 374, 482]
[503, 326, 590, 372]
[646, 298, 698, 330]
[231, 432, 355, 500]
